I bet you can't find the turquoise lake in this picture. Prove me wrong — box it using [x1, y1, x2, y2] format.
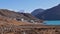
[44, 21, 60, 25]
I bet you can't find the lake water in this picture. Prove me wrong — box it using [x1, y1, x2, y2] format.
[44, 21, 60, 25]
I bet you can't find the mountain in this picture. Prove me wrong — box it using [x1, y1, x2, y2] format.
[0, 9, 43, 23]
[31, 4, 60, 20]
[41, 4, 60, 20]
[31, 9, 44, 16]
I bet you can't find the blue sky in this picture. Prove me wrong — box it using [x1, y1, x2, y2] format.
[0, 0, 60, 13]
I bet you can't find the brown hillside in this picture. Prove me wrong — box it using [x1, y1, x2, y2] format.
[0, 9, 43, 23]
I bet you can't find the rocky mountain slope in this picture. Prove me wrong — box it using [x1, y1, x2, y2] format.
[31, 9, 44, 17]
[31, 4, 60, 20]
[0, 9, 42, 23]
